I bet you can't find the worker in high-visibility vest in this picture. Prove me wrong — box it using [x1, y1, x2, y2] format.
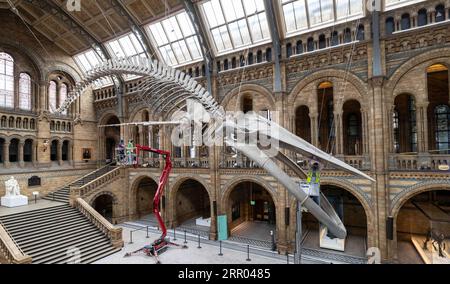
[307, 161, 321, 205]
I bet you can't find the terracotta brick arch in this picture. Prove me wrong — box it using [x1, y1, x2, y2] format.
[390, 180, 450, 220]
[219, 175, 281, 233]
[167, 175, 213, 226]
[87, 191, 119, 208]
[287, 177, 375, 248]
[220, 84, 276, 112]
[288, 69, 368, 113]
[385, 47, 450, 97]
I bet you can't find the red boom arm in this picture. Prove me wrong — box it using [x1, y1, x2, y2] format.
[135, 145, 172, 242]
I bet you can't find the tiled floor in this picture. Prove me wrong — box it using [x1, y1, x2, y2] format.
[302, 229, 367, 257]
[231, 221, 276, 242]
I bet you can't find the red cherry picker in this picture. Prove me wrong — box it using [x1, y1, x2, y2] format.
[124, 144, 187, 263]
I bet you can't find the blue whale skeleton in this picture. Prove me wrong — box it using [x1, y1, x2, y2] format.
[57, 56, 375, 240]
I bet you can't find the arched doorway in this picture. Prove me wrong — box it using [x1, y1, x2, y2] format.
[93, 194, 114, 222]
[295, 105, 311, 143]
[317, 82, 335, 153]
[50, 140, 58, 162]
[393, 94, 417, 153]
[226, 182, 276, 246]
[135, 177, 158, 221]
[9, 138, 19, 163]
[427, 64, 449, 154]
[174, 179, 211, 236]
[23, 139, 33, 163]
[343, 100, 362, 155]
[396, 190, 450, 264]
[104, 116, 120, 161]
[301, 185, 368, 257]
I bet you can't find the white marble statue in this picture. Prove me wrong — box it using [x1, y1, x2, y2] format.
[4, 176, 20, 197]
[2, 176, 28, 208]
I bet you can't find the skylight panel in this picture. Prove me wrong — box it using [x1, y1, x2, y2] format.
[280, 0, 365, 37]
[146, 11, 203, 67]
[385, 0, 426, 11]
[200, 0, 271, 54]
[74, 49, 113, 89]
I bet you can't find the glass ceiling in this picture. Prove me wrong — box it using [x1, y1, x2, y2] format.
[384, 0, 426, 11]
[74, 49, 113, 89]
[106, 32, 146, 81]
[281, 0, 364, 36]
[146, 11, 203, 67]
[200, 0, 271, 55]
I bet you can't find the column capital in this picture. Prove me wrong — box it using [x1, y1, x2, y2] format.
[369, 76, 386, 88]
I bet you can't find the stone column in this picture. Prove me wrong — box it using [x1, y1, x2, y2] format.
[3, 140, 10, 168]
[57, 141, 63, 166]
[18, 140, 25, 168]
[32, 140, 37, 166]
[68, 141, 73, 166]
[369, 77, 389, 260]
[39, 81, 47, 113]
[310, 114, 319, 147]
[334, 111, 344, 156]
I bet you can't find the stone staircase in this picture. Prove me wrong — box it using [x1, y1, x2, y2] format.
[0, 204, 122, 264]
[43, 165, 117, 203]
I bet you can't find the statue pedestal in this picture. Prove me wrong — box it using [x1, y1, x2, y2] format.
[1, 195, 28, 208]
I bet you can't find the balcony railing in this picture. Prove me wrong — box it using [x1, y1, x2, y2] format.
[390, 154, 450, 171]
[172, 157, 210, 169]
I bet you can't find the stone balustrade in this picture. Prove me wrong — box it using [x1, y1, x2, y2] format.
[173, 157, 210, 169]
[0, 113, 36, 131]
[72, 198, 123, 248]
[390, 154, 450, 171]
[70, 167, 123, 200]
[0, 221, 32, 264]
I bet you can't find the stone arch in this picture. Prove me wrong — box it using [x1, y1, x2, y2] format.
[99, 112, 121, 125]
[89, 191, 119, 206]
[390, 180, 450, 219]
[44, 63, 82, 83]
[220, 84, 276, 112]
[386, 47, 450, 96]
[220, 175, 278, 210]
[288, 69, 368, 112]
[129, 174, 160, 219]
[169, 175, 212, 227]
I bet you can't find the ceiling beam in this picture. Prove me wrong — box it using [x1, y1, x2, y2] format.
[264, 0, 282, 93]
[110, 0, 158, 59]
[183, 0, 214, 93]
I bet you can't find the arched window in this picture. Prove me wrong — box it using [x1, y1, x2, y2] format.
[256, 50, 263, 63]
[19, 73, 32, 111]
[217, 61, 222, 72]
[331, 31, 339, 46]
[240, 55, 245, 67]
[307, 37, 314, 52]
[49, 81, 57, 113]
[242, 96, 253, 114]
[296, 40, 303, 54]
[435, 105, 450, 154]
[50, 140, 58, 161]
[418, 9, 428, 27]
[248, 52, 254, 65]
[0, 53, 14, 108]
[356, 24, 365, 41]
[60, 83, 67, 115]
[401, 14, 411, 30]
[386, 17, 395, 35]
[224, 59, 229, 71]
[62, 141, 69, 161]
[343, 28, 352, 43]
[436, 5, 445, 22]
[24, 139, 33, 162]
[266, 48, 272, 62]
[9, 139, 19, 163]
[286, 43, 293, 58]
[319, 34, 326, 49]
[231, 57, 237, 68]
[317, 82, 334, 152]
[394, 94, 417, 153]
[393, 110, 400, 153]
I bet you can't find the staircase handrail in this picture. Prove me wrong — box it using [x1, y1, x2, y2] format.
[70, 167, 123, 199]
[72, 198, 123, 248]
[47, 162, 116, 196]
[0, 220, 32, 264]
